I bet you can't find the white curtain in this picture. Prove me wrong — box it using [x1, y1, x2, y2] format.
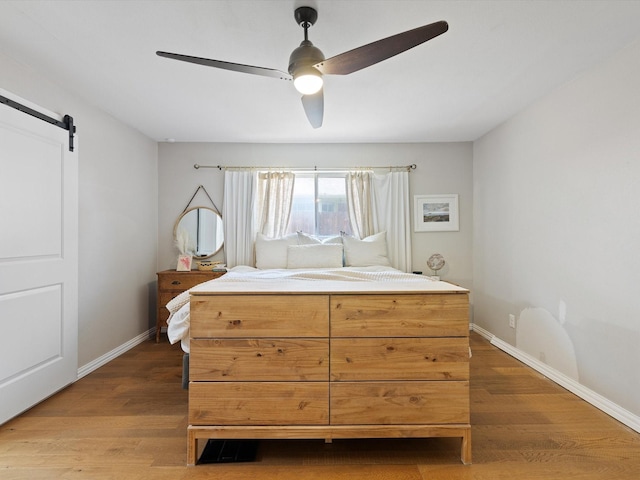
[222, 168, 410, 271]
[256, 171, 295, 238]
[222, 170, 257, 268]
[346, 171, 377, 239]
[373, 171, 412, 272]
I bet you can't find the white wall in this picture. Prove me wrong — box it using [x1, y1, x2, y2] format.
[473, 39, 640, 418]
[158, 142, 473, 288]
[0, 51, 158, 367]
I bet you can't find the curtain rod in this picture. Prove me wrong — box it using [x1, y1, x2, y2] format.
[193, 163, 416, 172]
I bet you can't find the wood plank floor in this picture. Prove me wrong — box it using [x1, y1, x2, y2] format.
[1, 332, 638, 479]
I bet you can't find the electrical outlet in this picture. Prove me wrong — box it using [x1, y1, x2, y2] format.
[508, 314, 516, 328]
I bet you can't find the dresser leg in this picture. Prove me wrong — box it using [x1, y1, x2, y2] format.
[461, 428, 472, 465]
[187, 428, 197, 466]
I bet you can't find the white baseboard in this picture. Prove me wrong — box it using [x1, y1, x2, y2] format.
[471, 323, 640, 434]
[77, 328, 154, 379]
[471, 323, 493, 341]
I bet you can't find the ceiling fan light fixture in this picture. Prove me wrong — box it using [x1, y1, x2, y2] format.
[293, 67, 323, 95]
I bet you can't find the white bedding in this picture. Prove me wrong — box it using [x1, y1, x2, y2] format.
[208, 265, 430, 283]
[166, 266, 457, 352]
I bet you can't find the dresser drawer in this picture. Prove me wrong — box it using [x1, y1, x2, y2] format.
[330, 337, 469, 381]
[190, 338, 329, 381]
[331, 293, 469, 337]
[158, 271, 223, 293]
[189, 382, 329, 425]
[190, 295, 329, 338]
[330, 381, 470, 425]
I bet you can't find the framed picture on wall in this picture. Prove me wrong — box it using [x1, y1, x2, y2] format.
[414, 194, 459, 232]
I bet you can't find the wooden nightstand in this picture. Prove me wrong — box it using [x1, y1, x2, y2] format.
[156, 269, 225, 342]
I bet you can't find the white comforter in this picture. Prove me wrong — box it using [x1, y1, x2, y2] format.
[166, 266, 436, 352]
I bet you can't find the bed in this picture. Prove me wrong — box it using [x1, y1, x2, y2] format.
[166, 264, 471, 466]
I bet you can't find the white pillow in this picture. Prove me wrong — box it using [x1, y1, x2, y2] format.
[297, 231, 344, 245]
[255, 232, 299, 269]
[296, 231, 321, 245]
[322, 235, 343, 244]
[342, 231, 391, 267]
[287, 244, 344, 269]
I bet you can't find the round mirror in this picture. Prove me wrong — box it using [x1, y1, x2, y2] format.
[173, 207, 224, 259]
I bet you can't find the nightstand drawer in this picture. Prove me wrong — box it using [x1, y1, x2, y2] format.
[158, 271, 223, 292]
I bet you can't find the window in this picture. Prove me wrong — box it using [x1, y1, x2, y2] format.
[286, 174, 352, 237]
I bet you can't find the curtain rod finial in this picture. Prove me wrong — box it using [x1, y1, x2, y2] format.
[194, 164, 200, 169]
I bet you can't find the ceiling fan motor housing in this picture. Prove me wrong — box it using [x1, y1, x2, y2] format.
[288, 40, 325, 75]
[289, 7, 324, 76]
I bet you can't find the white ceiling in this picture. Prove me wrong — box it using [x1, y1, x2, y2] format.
[1, 0, 639, 143]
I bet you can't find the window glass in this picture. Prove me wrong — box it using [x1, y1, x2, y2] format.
[286, 174, 352, 237]
[287, 176, 315, 234]
[317, 176, 351, 236]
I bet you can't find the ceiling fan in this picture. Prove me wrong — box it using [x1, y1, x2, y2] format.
[157, 6, 448, 129]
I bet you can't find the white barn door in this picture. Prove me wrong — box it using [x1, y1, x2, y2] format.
[0, 91, 78, 424]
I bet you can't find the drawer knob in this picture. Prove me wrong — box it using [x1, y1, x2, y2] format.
[171, 280, 181, 285]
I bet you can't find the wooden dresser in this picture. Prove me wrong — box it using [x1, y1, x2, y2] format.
[187, 289, 471, 465]
[155, 269, 225, 342]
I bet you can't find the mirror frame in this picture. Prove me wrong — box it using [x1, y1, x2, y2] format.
[173, 206, 224, 259]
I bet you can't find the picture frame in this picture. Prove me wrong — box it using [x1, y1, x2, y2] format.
[414, 194, 459, 232]
[176, 254, 192, 271]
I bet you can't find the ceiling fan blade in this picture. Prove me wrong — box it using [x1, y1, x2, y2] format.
[314, 21, 448, 76]
[156, 51, 292, 81]
[301, 89, 323, 129]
